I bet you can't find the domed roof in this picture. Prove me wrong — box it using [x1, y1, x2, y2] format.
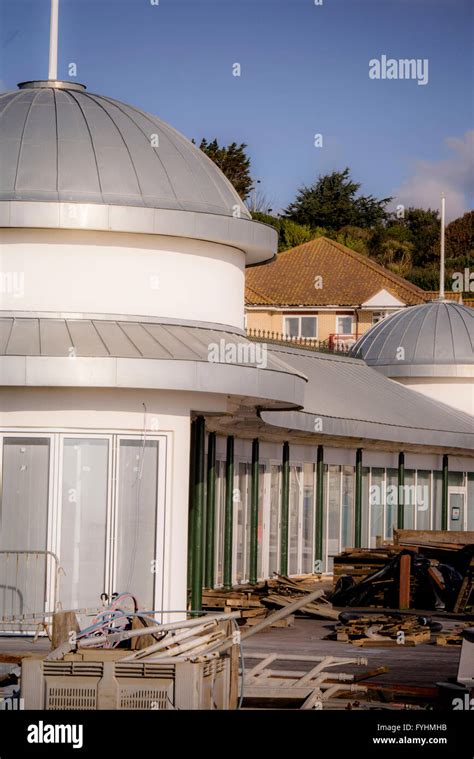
[350, 300, 474, 375]
[0, 80, 250, 218]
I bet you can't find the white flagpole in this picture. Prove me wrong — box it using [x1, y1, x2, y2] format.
[48, 0, 59, 80]
[440, 195, 445, 299]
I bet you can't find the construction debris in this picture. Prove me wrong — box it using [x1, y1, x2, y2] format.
[327, 613, 433, 647]
[202, 573, 336, 625]
[332, 531, 474, 612]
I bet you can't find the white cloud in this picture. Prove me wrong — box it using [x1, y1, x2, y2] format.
[391, 130, 474, 220]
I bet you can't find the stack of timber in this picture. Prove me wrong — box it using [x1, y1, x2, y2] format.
[202, 574, 337, 626]
[332, 531, 474, 613]
[327, 613, 432, 647]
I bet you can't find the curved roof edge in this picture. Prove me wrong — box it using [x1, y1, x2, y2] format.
[0, 201, 278, 265]
[0, 355, 306, 409]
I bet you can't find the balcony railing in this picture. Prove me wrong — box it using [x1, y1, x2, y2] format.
[245, 328, 355, 354]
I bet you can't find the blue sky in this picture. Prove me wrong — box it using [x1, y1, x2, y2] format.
[1, 0, 472, 219]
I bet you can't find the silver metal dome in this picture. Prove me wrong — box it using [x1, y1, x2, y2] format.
[0, 80, 250, 218]
[350, 300, 474, 376]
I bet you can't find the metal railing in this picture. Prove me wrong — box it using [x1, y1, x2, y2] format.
[0, 550, 61, 632]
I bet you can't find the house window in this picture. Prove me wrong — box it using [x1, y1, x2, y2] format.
[372, 311, 389, 325]
[336, 315, 353, 335]
[284, 315, 318, 338]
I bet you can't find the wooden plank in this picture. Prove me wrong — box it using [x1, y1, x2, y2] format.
[51, 610, 79, 650]
[399, 554, 411, 610]
[394, 529, 474, 547]
[229, 642, 240, 709]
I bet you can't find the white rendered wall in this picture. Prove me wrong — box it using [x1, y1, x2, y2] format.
[395, 377, 474, 417]
[0, 228, 245, 329]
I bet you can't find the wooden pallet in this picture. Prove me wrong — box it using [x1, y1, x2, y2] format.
[435, 634, 462, 646]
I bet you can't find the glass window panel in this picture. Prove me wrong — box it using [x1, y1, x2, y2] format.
[433, 472, 443, 530]
[284, 318, 299, 338]
[341, 466, 354, 549]
[244, 463, 265, 582]
[468, 474, 474, 531]
[60, 439, 108, 610]
[361, 467, 370, 548]
[302, 463, 314, 573]
[301, 317, 317, 338]
[416, 471, 431, 530]
[289, 465, 302, 575]
[321, 466, 327, 571]
[370, 468, 384, 547]
[236, 462, 248, 583]
[327, 465, 341, 570]
[116, 439, 159, 609]
[215, 461, 226, 586]
[269, 465, 280, 576]
[386, 468, 398, 539]
[448, 472, 464, 488]
[0, 438, 50, 620]
[403, 470, 415, 529]
[337, 316, 353, 334]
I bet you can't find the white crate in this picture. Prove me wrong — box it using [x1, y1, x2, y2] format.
[22, 655, 231, 710]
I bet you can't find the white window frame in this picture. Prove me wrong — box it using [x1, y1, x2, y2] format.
[336, 315, 354, 335]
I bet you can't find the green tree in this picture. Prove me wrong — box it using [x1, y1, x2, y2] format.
[251, 212, 314, 252]
[196, 138, 254, 200]
[400, 208, 439, 267]
[443, 210, 473, 266]
[333, 225, 371, 255]
[375, 239, 414, 277]
[283, 168, 391, 230]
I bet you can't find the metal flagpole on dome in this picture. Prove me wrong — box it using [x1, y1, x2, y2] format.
[48, 0, 59, 81]
[440, 194, 446, 300]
